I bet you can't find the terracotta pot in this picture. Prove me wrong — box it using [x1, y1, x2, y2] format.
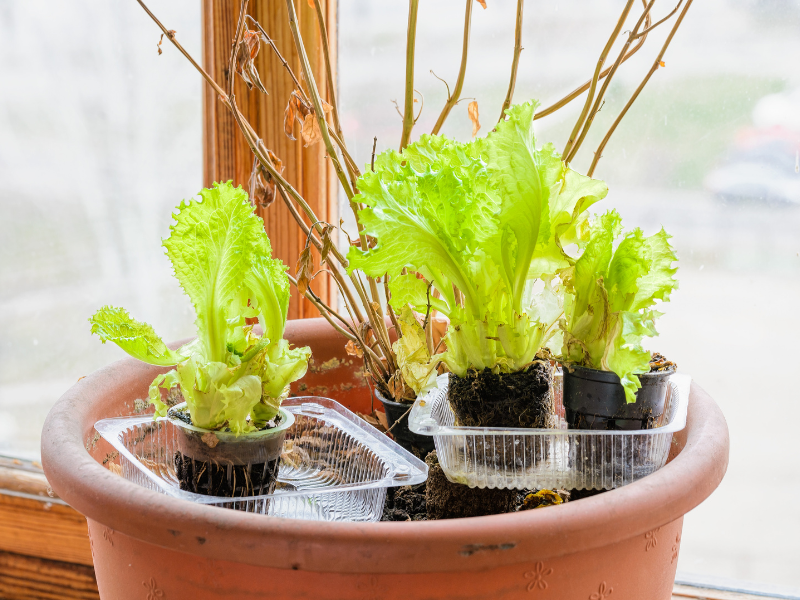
[43, 317, 729, 600]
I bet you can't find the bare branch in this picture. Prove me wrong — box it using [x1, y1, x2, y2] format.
[497, 0, 525, 124]
[589, 0, 695, 176]
[534, 3, 651, 121]
[562, 0, 636, 160]
[399, 0, 420, 150]
[565, 0, 655, 164]
[431, 0, 473, 135]
[634, 0, 684, 38]
[134, 0, 229, 105]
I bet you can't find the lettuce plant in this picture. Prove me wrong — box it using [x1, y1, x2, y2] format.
[89, 182, 311, 434]
[560, 209, 678, 403]
[347, 101, 608, 378]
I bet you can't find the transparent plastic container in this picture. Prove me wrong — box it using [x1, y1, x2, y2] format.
[409, 371, 690, 490]
[95, 397, 428, 522]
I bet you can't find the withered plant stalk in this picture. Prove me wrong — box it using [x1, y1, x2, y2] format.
[133, 0, 694, 401]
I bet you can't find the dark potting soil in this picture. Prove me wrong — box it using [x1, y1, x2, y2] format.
[174, 452, 280, 497]
[649, 352, 677, 373]
[424, 451, 519, 520]
[380, 453, 586, 521]
[448, 361, 555, 428]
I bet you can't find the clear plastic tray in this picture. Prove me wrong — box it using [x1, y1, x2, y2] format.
[409, 371, 690, 491]
[95, 397, 427, 522]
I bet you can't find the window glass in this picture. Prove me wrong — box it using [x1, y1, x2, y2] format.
[339, 0, 800, 589]
[0, 1, 200, 458]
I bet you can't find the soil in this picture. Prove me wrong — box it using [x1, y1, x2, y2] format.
[424, 452, 520, 520]
[448, 361, 555, 428]
[649, 352, 677, 373]
[174, 453, 280, 497]
[381, 452, 581, 521]
[382, 484, 429, 521]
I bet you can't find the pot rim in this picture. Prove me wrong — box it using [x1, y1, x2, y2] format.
[562, 362, 677, 383]
[42, 350, 728, 575]
[167, 402, 295, 442]
[373, 388, 414, 408]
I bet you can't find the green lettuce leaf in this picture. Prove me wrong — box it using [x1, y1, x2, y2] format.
[89, 306, 185, 366]
[561, 210, 678, 402]
[163, 181, 268, 363]
[350, 101, 608, 380]
[91, 182, 311, 434]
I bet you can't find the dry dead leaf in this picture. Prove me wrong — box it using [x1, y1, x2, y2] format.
[301, 113, 322, 147]
[320, 224, 336, 264]
[387, 371, 407, 401]
[296, 246, 314, 296]
[235, 30, 268, 94]
[468, 100, 481, 137]
[476, 0, 487, 8]
[300, 100, 334, 147]
[157, 30, 176, 56]
[345, 340, 363, 358]
[249, 150, 284, 209]
[284, 91, 311, 141]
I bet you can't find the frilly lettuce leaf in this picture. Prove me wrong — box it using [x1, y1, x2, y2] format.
[92, 182, 311, 434]
[89, 306, 186, 366]
[561, 210, 678, 402]
[350, 101, 607, 379]
[164, 181, 268, 363]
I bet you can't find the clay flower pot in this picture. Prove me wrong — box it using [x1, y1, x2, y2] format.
[43, 318, 729, 600]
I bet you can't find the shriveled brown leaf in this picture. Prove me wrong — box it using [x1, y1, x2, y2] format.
[157, 30, 176, 56]
[320, 224, 336, 264]
[345, 340, 363, 358]
[235, 30, 268, 94]
[387, 370, 407, 401]
[301, 113, 322, 147]
[284, 91, 311, 141]
[300, 100, 334, 147]
[476, 0, 487, 8]
[295, 246, 314, 296]
[248, 150, 284, 209]
[468, 100, 481, 137]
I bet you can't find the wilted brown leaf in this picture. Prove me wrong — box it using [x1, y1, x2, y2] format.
[235, 30, 268, 94]
[476, 0, 487, 8]
[296, 246, 314, 296]
[387, 370, 407, 401]
[300, 100, 334, 147]
[468, 100, 481, 137]
[284, 91, 311, 141]
[249, 150, 284, 209]
[345, 340, 363, 358]
[157, 30, 176, 56]
[301, 113, 322, 147]
[320, 224, 336, 264]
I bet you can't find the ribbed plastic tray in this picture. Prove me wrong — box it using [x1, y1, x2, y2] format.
[409, 371, 690, 490]
[95, 397, 427, 522]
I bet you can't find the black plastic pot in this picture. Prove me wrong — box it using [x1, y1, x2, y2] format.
[562, 364, 676, 431]
[375, 391, 436, 456]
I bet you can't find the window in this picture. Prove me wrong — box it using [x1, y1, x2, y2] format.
[339, 0, 800, 590]
[0, 1, 201, 457]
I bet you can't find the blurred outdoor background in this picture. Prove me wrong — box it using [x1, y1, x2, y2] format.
[1, 0, 799, 591]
